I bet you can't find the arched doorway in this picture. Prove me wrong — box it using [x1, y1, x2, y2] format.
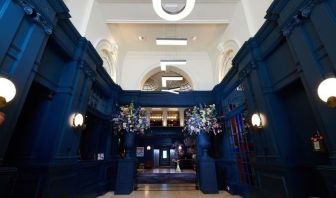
[139, 66, 194, 92]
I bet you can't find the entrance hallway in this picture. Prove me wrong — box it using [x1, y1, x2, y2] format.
[98, 184, 242, 198]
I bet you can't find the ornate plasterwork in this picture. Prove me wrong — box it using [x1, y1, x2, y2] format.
[281, 0, 323, 37]
[14, 0, 53, 35]
[96, 40, 118, 82]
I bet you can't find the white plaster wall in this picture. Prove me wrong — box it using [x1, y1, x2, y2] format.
[120, 51, 215, 90]
[85, 2, 116, 47]
[241, 0, 273, 36]
[64, 0, 94, 35]
[83, 1, 122, 84]
[212, 1, 251, 82]
[220, 1, 250, 48]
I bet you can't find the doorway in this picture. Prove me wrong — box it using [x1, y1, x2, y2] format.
[159, 149, 170, 167]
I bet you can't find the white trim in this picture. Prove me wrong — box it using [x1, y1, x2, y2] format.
[105, 19, 230, 24]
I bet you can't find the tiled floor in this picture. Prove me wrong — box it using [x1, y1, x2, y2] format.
[97, 184, 242, 198]
[141, 168, 195, 174]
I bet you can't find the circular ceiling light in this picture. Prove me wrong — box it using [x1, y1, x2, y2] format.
[152, 0, 195, 21]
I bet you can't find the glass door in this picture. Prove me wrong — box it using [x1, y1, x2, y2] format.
[159, 149, 170, 167]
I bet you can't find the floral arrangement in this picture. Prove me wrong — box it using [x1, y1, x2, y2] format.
[310, 132, 323, 142]
[113, 102, 150, 133]
[310, 131, 325, 152]
[183, 104, 222, 135]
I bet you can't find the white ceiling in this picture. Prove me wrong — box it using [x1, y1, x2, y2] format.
[108, 23, 228, 52]
[97, 0, 239, 4]
[98, 0, 239, 24]
[65, 0, 271, 90]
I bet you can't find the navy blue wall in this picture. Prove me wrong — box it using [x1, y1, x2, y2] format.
[0, 0, 121, 197]
[0, 0, 336, 197]
[213, 0, 336, 197]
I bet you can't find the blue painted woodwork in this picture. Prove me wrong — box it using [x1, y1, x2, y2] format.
[115, 159, 136, 195]
[120, 91, 215, 107]
[196, 132, 219, 194]
[0, 0, 335, 197]
[197, 160, 218, 194]
[213, 0, 336, 197]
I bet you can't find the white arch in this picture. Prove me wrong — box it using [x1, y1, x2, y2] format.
[96, 39, 118, 82]
[216, 40, 240, 82]
[138, 65, 196, 90]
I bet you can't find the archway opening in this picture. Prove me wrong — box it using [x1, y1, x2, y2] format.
[140, 66, 194, 93]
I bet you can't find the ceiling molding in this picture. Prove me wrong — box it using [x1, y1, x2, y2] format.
[105, 19, 230, 24]
[97, 0, 239, 4]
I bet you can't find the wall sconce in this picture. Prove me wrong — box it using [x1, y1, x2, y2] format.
[72, 113, 84, 128]
[0, 77, 16, 108]
[251, 113, 263, 128]
[318, 77, 336, 108]
[146, 145, 151, 150]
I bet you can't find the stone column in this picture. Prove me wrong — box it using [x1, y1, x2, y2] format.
[179, 108, 185, 127]
[162, 108, 168, 127]
[145, 108, 151, 126]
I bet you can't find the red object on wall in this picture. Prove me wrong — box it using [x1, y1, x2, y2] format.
[145, 160, 153, 169]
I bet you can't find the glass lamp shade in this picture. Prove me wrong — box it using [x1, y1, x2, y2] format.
[73, 113, 84, 127]
[147, 146, 151, 150]
[318, 78, 336, 108]
[0, 77, 16, 107]
[152, 0, 195, 21]
[251, 113, 262, 128]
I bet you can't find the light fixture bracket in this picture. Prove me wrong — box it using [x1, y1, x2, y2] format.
[327, 96, 336, 108]
[0, 96, 6, 108]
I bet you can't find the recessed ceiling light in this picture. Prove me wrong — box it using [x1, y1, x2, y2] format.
[160, 60, 187, 71]
[162, 76, 183, 87]
[156, 38, 188, 46]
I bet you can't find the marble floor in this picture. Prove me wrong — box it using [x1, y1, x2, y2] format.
[97, 184, 242, 198]
[140, 168, 195, 173]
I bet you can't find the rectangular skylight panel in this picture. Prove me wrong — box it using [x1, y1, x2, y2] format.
[156, 38, 188, 46]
